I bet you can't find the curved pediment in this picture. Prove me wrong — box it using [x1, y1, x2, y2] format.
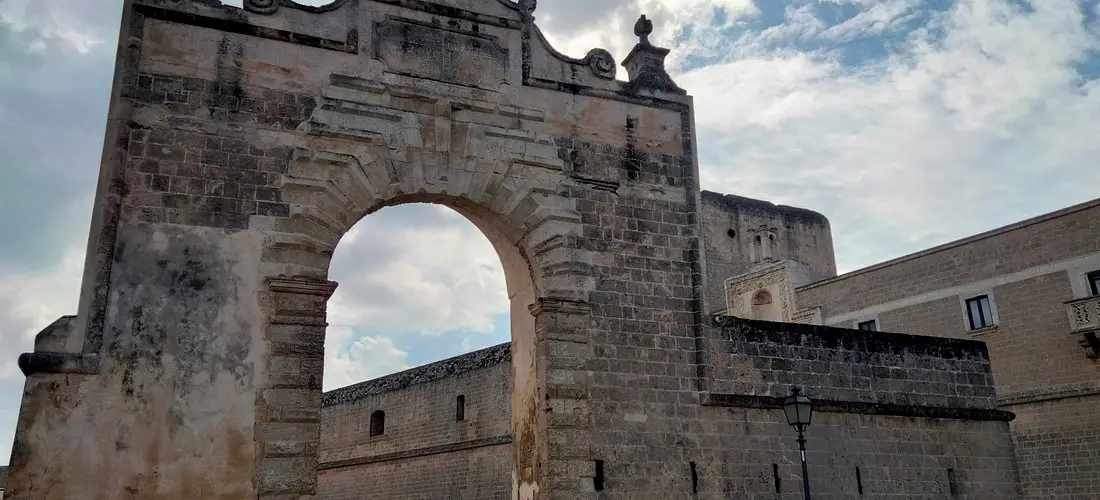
[523, 12, 686, 99]
[528, 23, 618, 81]
[151, 0, 685, 102]
[243, 0, 524, 22]
[242, 0, 349, 14]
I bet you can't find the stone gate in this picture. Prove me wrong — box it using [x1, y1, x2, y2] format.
[6, 1, 1024, 499]
[7, 0, 702, 498]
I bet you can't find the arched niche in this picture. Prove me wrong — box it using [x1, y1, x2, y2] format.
[750, 289, 780, 322]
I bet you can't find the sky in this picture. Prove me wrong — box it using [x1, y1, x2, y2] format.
[0, 0, 1098, 464]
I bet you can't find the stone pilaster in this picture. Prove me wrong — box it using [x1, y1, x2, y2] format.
[254, 276, 338, 498]
[529, 297, 594, 499]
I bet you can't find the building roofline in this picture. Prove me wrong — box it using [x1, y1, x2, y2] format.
[322, 342, 511, 406]
[798, 196, 1100, 291]
[700, 190, 830, 227]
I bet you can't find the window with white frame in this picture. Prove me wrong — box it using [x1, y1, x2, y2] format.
[1087, 270, 1100, 296]
[964, 295, 995, 330]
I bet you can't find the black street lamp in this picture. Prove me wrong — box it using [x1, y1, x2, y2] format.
[783, 386, 814, 500]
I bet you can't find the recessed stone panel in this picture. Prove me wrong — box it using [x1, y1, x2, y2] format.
[372, 18, 508, 91]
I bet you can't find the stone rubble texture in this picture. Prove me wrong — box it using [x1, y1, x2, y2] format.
[5, 0, 1028, 499]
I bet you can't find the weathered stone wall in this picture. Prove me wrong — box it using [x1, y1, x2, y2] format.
[795, 198, 1100, 499]
[699, 191, 835, 314]
[708, 318, 998, 411]
[317, 344, 512, 500]
[3, 0, 1031, 498]
[317, 318, 1021, 498]
[702, 318, 1020, 498]
[6, 0, 706, 498]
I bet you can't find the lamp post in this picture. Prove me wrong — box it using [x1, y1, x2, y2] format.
[783, 386, 813, 500]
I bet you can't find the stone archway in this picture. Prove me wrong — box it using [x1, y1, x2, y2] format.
[6, 0, 697, 498]
[260, 171, 579, 498]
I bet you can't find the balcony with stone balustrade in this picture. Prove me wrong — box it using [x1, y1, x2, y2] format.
[1066, 295, 1100, 359]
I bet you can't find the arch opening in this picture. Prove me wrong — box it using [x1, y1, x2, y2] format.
[315, 196, 541, 499]
[750, 289, 780, 322]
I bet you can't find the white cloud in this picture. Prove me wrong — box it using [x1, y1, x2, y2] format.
[677, 0, 1100, 271]
[0, 244, 84, 378]
[537, 0, 760, 69]
[0, 0, 116, 53]
[326, 205, 509, 338]
[323, 326, 410, 390]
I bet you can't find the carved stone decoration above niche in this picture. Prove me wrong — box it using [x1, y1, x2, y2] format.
[582, 48, 617, 79]
[725, 261, 795, 321]
[244, 0, 350, 15]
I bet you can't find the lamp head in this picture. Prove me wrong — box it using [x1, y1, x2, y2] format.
[783, 386, 813, 432]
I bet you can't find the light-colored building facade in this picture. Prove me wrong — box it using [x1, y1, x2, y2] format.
[725, 196, 1100, 498]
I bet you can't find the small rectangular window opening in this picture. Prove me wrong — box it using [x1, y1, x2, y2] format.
[857, 320, 877, 331]
[965, 295, 994, 329]
[369, 410, 385, 437]
[690, 461, 698, 494]
[772, 463, 781, 493]
[456, 395, 465, 422]
[594, 460, 605, 491]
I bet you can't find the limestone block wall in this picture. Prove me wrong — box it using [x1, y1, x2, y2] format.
[699, 191, 835, 314]
[0, 0, 1030, 498]
[795, 198, 1100, 498]
[708, 318, 998, 410]
[317, 344, 512, 500]
[320, 317, 1021, 499]
[6, 0, 709, 497]
[699, 318, 1020, 498]
[1009, 394, 1100, 498]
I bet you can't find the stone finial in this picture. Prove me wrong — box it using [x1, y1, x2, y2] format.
[634, 15, 653, 45]
[518, 0, 537, 20]
[621, 13, 685, 95]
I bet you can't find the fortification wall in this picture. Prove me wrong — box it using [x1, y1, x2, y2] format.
[699, 191, 835, 314]
[698, 318, 1018, 498]
[317, 318, 1020, 498]
[707, 318, 998, 411]
[317, 344, 512, 500]
[795, 198, 1100, 498]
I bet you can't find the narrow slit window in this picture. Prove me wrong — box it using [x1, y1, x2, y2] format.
[369, 410, 385, 437]
[856, 466, 864, 494]
[690, 461, 698, 494]
[594, 460, 605, 491]
[964, 295, 994, 330]
[456, 395, 465, 422]
[772, 463, 781, 493]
